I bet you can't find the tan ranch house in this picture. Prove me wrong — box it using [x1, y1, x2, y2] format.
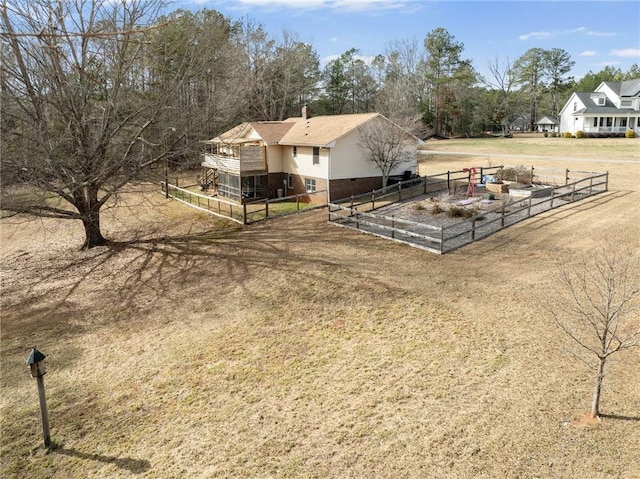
[201, 108, 420, 204]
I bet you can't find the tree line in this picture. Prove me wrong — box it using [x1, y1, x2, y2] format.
[1, 0, 639, 248]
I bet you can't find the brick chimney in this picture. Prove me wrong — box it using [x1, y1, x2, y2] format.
[302, 104, 310, 120]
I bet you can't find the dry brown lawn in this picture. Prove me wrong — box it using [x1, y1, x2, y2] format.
[1, 138, 639, 478]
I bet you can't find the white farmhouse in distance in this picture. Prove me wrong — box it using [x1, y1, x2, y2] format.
[534, 116, 558, 133]
[559, 79, 640, 136]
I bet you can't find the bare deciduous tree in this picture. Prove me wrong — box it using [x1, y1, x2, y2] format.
[358, 115, 417, 189]
[548, 243, 640, 418]
[1, 0, 173, 249]
[484, 57, 520, 133]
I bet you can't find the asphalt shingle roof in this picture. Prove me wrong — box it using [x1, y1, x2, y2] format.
[278, 113, 379, 147]
[572, 92, 628, 115]
[603, 79, 640, 97]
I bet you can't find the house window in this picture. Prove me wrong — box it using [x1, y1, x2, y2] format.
[593, 117, 598, 127]
[287, 174, 293, 189]
[606, 117, 612, 127]
[312, 147, 320, 165]
[621, 100, 632, 107]
[293, 146, 297, 158]
[573, 102, 577, 112]
[598, 98, 605, 105]
[305, 178, 316, 192]
[620, 118, 627, 127]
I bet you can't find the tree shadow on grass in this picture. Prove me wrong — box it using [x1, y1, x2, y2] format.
[1, 207, 396, 339]
[53, 447, 150, 474]
[600, 413, 640, 422]
[463, 190, 635, 256]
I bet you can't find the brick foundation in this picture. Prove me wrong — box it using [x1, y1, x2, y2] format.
[329, 177, 383, 201]
[268, 174, 383, 204]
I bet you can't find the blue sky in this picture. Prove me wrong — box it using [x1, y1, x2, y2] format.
[178, 0, 640, 81]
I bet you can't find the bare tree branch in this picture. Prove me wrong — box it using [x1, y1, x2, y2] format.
[547, 242, 640, 417]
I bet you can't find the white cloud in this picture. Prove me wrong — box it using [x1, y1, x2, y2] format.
[321, 53, 375, 66]
[590, 61, 623, 67]
[519, 26, 617, 41]
[573, 26, 615, 37]
[236, 0, 325, 7]
[234, 0, 418, 11]
[580, 50, 597, 57]
[610, 48, 640, 58]
[586, 30, 616, 37]
[323, 54, 340, 64]
[519, 31, 551, 41]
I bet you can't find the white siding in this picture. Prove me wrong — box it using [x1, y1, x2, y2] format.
[282, 145, 329, 178]
[266, 145, 283, 172]
[596, 83, 618, 105]
[245, 128, 262, 141]
[560, 93, 585, 133]
[329, 128, 417, 180]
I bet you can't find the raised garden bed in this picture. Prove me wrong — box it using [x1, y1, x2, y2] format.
[485, 182, 511, 193]
[509, 185, 553, 198]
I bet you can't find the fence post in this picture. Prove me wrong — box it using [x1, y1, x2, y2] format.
[440, 226, 445, 254]
[355, 208, 359, 229]
[480, 167, 484, 183]
[297, 195, 300, 211]
[371, 192, 375, 211]
[391, 216, 395, 239]
[218, 200, 221, 214]
[501, 203, 505, 227]
[471, 218, 476, 240]
[447, 171, 451, 194]
[265, 199, 269, 219]
[565, 169, 570, 185]
[530, 166, 534, 184]
[243, 203, 247, 224]
[605, 171, 609, 192]
[550, 186, 554, 208]
[398, 181, 402, 201]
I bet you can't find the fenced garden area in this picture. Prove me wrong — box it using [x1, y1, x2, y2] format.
[163, 183, 327, 224]
[328, 166, 609, 254]
[2, 137, 638, 479]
